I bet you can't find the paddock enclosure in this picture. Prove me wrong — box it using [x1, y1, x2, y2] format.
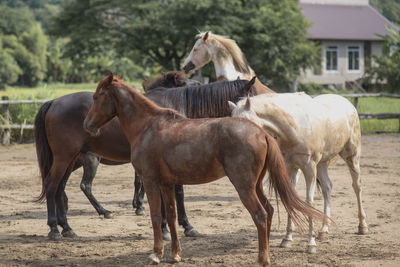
[0, 134, 399, 266]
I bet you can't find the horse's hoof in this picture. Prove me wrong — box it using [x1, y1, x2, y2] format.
[48, 232, 62, 241]
[259, 257, 271, 266]
[318, 231, 328, 241]
[307, 245, 317, 254]
[184, 228, 200, 237]
[162, 231, 171, 241]
[280, 239, 292, 248]
[170, 254, 181, 263]
[104, 211, 114, 219]
[135, 207, 145, 216]
[149, 253, 160, 264]
[358, 225, 369, 235]
[62, 230, 77, 238]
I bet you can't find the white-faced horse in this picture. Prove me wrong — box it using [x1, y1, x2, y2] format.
[229, 92, 368, 254]
[183, 31, 274, 94]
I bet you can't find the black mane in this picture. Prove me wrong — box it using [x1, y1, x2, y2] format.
[144, 80, 256, 118]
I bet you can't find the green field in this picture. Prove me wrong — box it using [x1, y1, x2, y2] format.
[355, 97, 400, 133]
[0, 84, 399, 143]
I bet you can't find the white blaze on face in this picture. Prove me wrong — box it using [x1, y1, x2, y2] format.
[183, 38, 211, 73]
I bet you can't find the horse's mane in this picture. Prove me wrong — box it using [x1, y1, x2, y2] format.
[104, 75, 185, 120]
[145, 79, 256, 118]
[196, 32, 253, 75]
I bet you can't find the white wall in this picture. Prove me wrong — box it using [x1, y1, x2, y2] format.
[299, 0, 368, 5]
[299, 40, 382, 87]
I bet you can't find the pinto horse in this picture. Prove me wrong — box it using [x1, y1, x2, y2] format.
[34, 72, 257, 241]
[229, 93, 366, 254]
[183, 31, 274, 94]
[83, 73, 325, 266]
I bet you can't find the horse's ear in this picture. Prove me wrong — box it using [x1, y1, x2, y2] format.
[203, 31, 209, 42]
[249, 76, 256, 86]
[244, 76, 256, 93]
[228, 101, 237, 112]
[119, 73, 124, 79]
[244, 96, 251, 111]
[106, 72, 114, 84]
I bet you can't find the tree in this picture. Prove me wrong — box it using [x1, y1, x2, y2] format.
[370, 0, 400, 26]
[0, 4, 47, 86]
[364, 27, 400, 93]
[50, 0, 318, 90]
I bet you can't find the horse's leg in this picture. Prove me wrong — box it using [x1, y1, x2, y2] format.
[160, 196, 172, 241]
[141, 178, 164, 264]
[224, 161, 269, 265]
[56, 169, 77, 238]
[301, 162, 318, 254]
[280, 166, 300, 248]
[316, 162, 332, 240]
[340, 146, 368, 234]
[79, 153, 113, 219]
[175, 184, 199, 237]
[133, 173, 145, 215]
[45, 158, 75, 240]
[160, 184, 182, 263]
[256, 174, 274, 242]
[234, 184, 269, 265]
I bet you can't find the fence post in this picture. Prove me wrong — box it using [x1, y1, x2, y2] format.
[354, 97, 359, 111]
[1, 96, 10, 145]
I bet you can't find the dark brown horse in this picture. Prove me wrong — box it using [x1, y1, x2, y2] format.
[34, 72, 257, 241]
[83, 73, 326, 266]
[142, 71, 200, 92]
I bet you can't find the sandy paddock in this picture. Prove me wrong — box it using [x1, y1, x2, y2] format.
[0, 134, 399, 266]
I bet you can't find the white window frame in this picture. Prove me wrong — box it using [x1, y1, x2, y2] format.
[347, 45, 361, 72]
[324, 46, 339, 73]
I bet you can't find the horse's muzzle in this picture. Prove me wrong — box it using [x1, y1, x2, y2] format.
[83, 120, 100, 137]
[183, 61, 195, 74]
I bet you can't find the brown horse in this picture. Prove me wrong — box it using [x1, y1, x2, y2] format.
[142, 71, 200, 92]
[34, 72, 257, 241]
[83, 73, 326, 266]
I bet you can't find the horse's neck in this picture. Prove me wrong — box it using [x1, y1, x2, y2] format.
[254, 78, 275, 94]
[211, 54, 274, 94]
[253, 99, 299, 147]
[114, 88, 158, 145]
[212, 56, 250, 81]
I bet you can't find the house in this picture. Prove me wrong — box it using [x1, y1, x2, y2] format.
[299, 0, 398, 88]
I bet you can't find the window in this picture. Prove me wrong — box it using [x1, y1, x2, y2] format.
[348, 46, 360, 71]
[325, 46, 338, 71]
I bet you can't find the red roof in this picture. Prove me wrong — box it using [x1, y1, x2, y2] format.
[300, 3, 398, 41]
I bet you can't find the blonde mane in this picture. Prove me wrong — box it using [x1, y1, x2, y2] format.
[196, 32, 253, 75]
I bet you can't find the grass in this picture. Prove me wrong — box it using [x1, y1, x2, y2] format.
[0, 83, 97, 100]
[354, 97, 400, 133]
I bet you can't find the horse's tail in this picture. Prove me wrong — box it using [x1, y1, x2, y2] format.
[34, 100, 54, 203]
[264, 134, 327, 233]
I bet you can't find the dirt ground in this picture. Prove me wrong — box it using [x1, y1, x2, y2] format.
[0, 134, 399, 267]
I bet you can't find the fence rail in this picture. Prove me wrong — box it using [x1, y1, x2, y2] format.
[1, 93, 400, 145]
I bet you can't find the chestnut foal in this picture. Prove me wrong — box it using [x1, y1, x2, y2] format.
[83, 73, 325, 266]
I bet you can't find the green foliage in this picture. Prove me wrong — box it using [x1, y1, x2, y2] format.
[0, 4, 47, 87]
[50, 0, 318, 90]
[364, 27, 400, 93]
[370, 0, 400, 26]
[0, 40, 22, 88]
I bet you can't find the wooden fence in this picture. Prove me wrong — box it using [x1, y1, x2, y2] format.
[0, 93, 399, 145]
